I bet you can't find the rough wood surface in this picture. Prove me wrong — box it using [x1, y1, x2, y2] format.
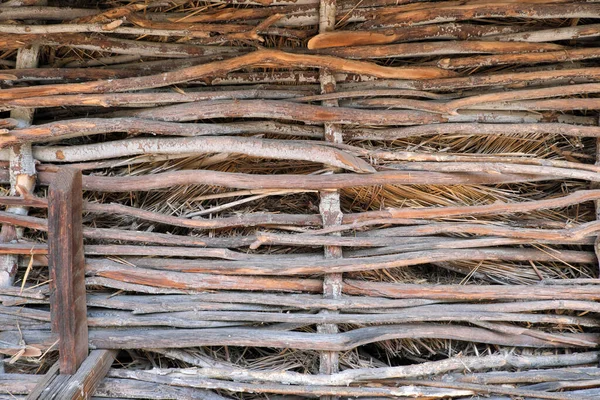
[1, 2, 600, 398]
[48, 168, 87, 375]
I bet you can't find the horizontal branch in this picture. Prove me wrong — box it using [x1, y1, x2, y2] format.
[82, 308, 600, 328]
[438, 47, 600, 69]
[352, 149, 600, 173]
[0, 6, 96, 20]
[0, 374, 229, 399]
[26, 137, 375, 173]
[0, 49, 454, 101]
[307, 23, 530, 48]
[0, 87, 308, 109]
[344, 280, 600, 300]
[340, 67, 600, 92]
[253, 222, 600, 247]
[110, 99, 447, 125]
[2, 118, 322, 145]
[316, 40, 564, 60]
[363, 3, 600, 28]
[2, 189, 599, 234]
[466, 98, 600, 111]
[85, 292, 437, 313]
[84, 274, 323, 294]
[0, 32, 246, 58]
[96, 352, 600, 386]
[346, 123, 600, 140]
[486, 23, 600, 42]
[87, 246, 596, 275]
[4, 323, 594, 355]
[358, 221, 600, 243]
[1, 235, 591, 258]
[109, 369, 473, 398]
[389, 161, 600, 183]
[32, 169, 553, 192]
[0, 243, 288, 260]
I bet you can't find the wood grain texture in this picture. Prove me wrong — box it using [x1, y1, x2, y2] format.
[48, 167, 88, 375]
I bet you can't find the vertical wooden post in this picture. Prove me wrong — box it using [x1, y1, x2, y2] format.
[595, 121, 600, 276]
[318, 1, 342, 397]
[49, 167, 88, 375]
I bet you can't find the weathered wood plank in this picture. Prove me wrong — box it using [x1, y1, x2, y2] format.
[48, 168, 87, 375]
[50, 350, 116, 400]
[26, 362, 59, 400]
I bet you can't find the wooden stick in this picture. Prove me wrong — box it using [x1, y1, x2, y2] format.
[3, 118, 322, 145]
[4, 323, 595, 354]
[486, 23, 600, 42]
[0, 49, 454, 101]
[91, 352, 600, 386]
[0, 88, 307, 109]
[109, 369, 474, 398]
[363, 3, 600, 28]
[316, 40, 564, 59]
[252, 224, 600, 247]
[349, 148, 600, 173]
[0, 6, 96, 21]
[87, 261, 325, 292]
[444, 366, 600, 385]
[81, 308, 600, 328]
[2, 189, 600, 233]
[395, 379, 587, 400]
[461, 98, 600, 111]
[307, 23, 530, 48]
[340, 67, 600, 92]
[26, 137, 375, 173]
[5, 374, 229, 399]
[85, 292, 437, 313]
[388, 161, 600, 182]
[104, 99, 447, 125]
[438, 47, 600, 69]
[27, 169, 554, 193]
[344, 280, 600, 300]
[0, 243, 313, 259]
[317, 0, 342, 386]
[346, 123, 600, 140]
[86, 246, 596, 275]
[0, 32, 246, 58]
[0, 199, 324, 231]
[595, 117, 600, 277]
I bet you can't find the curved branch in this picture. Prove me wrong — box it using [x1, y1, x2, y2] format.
[30, 137, 375, 173]
[0, 49, 455, 101]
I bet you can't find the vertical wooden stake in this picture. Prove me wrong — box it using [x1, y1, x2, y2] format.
[49, 167, 88, 375]
[595, 121, 600, 277]
[318, 1, 342, 395]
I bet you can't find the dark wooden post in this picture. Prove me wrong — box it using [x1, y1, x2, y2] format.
[48, 167, 88, 375]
